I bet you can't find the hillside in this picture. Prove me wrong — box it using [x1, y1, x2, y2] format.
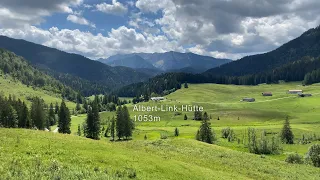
[100, 51, 232, 73]
[0, 36, 150, 95]
[206, 26, 320, 76]
[1, 128, 319, 179]
[100, 54, 156, 69]
[0, 74, 76, 109]
[0, 48, 80, 102]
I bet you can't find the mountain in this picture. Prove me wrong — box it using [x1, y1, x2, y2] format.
[99, 51, 232, 73]
[115, 26, 320, 97]
[0, 48, 80, 101]
[205, 25, 320, 76]
[99, 54, 156, 69]
[0, 36, 150, 95]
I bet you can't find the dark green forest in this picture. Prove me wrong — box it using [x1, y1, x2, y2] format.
[0, 49, 80, 101]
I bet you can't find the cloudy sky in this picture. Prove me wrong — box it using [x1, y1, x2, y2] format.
[0, 0, 319, 60]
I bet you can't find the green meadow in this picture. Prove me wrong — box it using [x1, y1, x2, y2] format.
[0, 75, 76, 109]
[1, 81, 320, 179]
[1, 128, 319, 179]
[71, 83, 320, 160]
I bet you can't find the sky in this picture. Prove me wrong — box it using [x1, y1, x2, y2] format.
[0, 0, 319, 60]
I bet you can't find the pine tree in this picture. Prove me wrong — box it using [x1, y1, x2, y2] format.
[58, 100, 71, 134]
[86, 101, 101, 140]
[8, 105, 18, 128]
[48, 103, 56, 126]
[123, 106, 133, 140]
[86, 105, 93, 138]
[110, 117, 115, 141]
[184, 82, 189, 88]
[19, 102, 30, 128]
[116, 106, 124, 140]
[31, 97, 45, 130]
[77, 124, 81, 136]
[281, 116, 294, 144]
[55, 102, 59, 114]
[197, 117, 214, 144]
[203, 112, 209, 120]
[184, 114, 188, 120]
[174, 127, 179, 136]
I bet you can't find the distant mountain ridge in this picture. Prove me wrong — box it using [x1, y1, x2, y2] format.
[99, 51, 232, 73]
[0, 35, 150, 95]
[205, 25, 320, 76]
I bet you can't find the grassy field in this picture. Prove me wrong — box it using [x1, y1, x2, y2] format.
[69, 82, 320, 161]
[0, 75, 76, 109]
[2, 82, 320, 179]
[1, 128, 319, 179]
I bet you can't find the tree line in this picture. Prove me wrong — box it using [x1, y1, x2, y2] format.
[0, 93, 71, 133]
[115, 56, 320, 98]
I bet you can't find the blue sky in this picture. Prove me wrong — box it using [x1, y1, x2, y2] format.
[0, 0, 320, 60]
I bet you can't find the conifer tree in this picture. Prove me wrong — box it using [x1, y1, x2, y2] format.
[174, 127, 179, 136]
[197, 117, 214, 144]
[184, 82, 189, 88]
[58, 100, 71, 134]
[110, 117, 115, 141]
[48, 103, 56, 126]
[123, 106, 133, 140]
[86, 101, 101, 140]
[31, 97, 45, 130]
[281, 116, 294, 144]
[116, 106, 124, 140]
[55, 102, 59, 114]
[144, 134, 147, 140]
[184, 114, 188, 120]
[77, 124, 81, 136]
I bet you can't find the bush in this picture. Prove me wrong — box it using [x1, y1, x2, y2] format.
[285, 153, 304, 164]
[305, 144, 320, 167]
[160, 132, 168, 139]
[221, 127, 236, 142]
[247, 128, 282, 155]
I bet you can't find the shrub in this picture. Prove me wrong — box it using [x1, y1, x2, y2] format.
[285, 153, 304, 164]
[221, 127, 236, 142]
[305, 144, 320, 167]
[247, 128, 282, 155]
[160, 132, 168, 139]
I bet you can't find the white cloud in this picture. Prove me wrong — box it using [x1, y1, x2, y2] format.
[0, 0, 83, 28]
[67, 14, 96, 28]
[96, 0, 128, 16]
[0, 25, 183, 59]
[136, 0, 172, 13]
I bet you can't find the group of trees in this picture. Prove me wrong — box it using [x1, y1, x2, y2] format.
[115, 57, 320, 98]
[115, 106, 134, 140]
[83, 100, 133, 141]
[81, 95, 129, 114]
[0, 49, 82, 102]
[0, 93, 71, 133]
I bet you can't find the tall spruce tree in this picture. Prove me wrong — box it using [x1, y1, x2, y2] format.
[122, 106, 133, 140]
[31, 97, 45, 130]
[116, 106, 124, 140]
[197, 116, 214, 144]
[58, 100, 71, 134]
[48, 103, 56, 126]
[55, 102, 59, 114]
[86, 101, 101, 140]
[280, 116, 294, 144]
[110, 117, 115, 141]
